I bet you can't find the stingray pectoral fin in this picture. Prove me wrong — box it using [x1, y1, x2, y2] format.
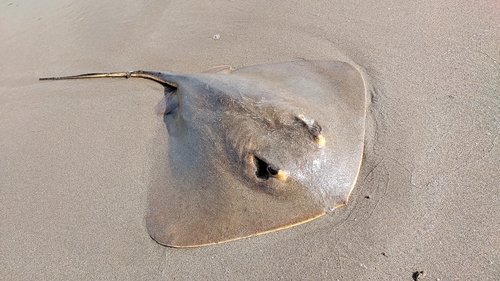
[147, 134, 329, 247]
[178, 210, 326, 248]
[146, 175, 327, 247]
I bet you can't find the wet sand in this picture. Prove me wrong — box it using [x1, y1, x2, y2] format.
[1, 1, 499, 280]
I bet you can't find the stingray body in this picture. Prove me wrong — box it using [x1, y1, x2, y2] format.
[40, 61, 367, 247]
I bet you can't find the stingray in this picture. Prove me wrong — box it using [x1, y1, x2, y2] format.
[40, 60, 367, 247]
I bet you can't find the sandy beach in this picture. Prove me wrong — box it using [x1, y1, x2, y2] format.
[1, 0, 499, 280]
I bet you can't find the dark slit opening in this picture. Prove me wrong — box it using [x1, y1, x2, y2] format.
[254, 156, 270, 180]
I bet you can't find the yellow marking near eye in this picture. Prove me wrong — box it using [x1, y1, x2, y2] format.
[275, 170, 288, 181]
[315, 134, 326, 148]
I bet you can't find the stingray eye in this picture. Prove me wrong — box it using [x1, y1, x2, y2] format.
[295, 114, 326, 147]
[267, 166, 278, 176]
[253, 156, 287, 181]
[254, 156, 271, 180]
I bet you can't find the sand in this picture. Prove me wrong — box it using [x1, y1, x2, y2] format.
[1, 0, 499, 280]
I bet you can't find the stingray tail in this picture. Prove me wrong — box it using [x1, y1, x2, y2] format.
[39, 71, 179, 87]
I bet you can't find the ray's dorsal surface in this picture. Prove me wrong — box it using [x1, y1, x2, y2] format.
[40, 61, 368, 248]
